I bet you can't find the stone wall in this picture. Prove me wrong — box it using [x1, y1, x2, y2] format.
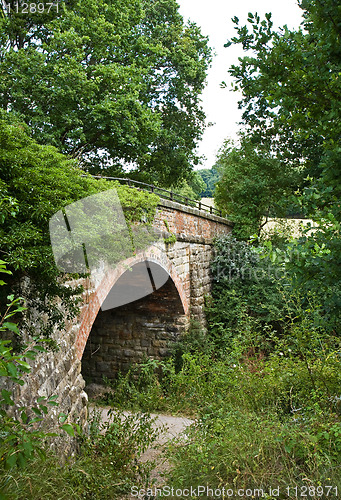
[3, 319, 88, 456]
[4, 198, 232, 451]
[162, 240, 212, 326]
[155, 200, 232, 324]
[82, 275, 187, 383]
[154, 199, 232, 243]
[81, 240, 215, 382]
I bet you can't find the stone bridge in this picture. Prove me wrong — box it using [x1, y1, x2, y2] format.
[79, 199, 232, 384]
[16, 197, 232, 433]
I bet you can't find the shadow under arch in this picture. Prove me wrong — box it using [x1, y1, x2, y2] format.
[81, 258, 189, 383]
[75, 246, 189, 360]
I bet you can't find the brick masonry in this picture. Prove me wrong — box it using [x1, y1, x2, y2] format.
[9, 199, 232, 446]
[82, 275, 188, 383]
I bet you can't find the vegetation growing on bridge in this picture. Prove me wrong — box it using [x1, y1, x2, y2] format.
[0, 112, 160, 335]
[1, 0, 341, 497]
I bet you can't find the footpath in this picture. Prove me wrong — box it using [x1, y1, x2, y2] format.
[89, 404, 193, 499]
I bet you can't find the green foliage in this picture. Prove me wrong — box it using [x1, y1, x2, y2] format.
[163, 219, 177, 245]
[171, 171, 207, 203]
[0, 0, 212, 186]
[0, 264, 65, 472]
[168, 407, 341, 493]
[96, 357, 172, 414]
[196, 166, 220, 197]
[156, 232, 341, 491]
[93, 230, 341, 491]
[0, 264, 160, 497]
[92, 312, 341, 489]
[85, 409, 159, 467]
[259, 223, 341, 333]
[222, 0, 341, 323]
[286, 208, 341, 333]
[214, 138, 300, 239]
[163, 233, 177, 245]
[225, 5, 334, 173]
[167, 327, 341, 489]
[171, 320, 214, 371]
[0, 410, 160, 499]
[207, 234, 285, 353]
[0, 112, 159, 334]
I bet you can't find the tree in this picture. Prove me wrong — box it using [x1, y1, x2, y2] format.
[214, 138, 297, 239]
[224, 1, 340, 195]
[0, 0, 211, 186]
[196, 167, 220, 197]
[0, 111, 159, 334]
[172, 171, 207, 202]
[222, 0, 341, 330]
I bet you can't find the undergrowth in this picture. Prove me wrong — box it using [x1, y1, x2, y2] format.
[97, 323, 341, 496]
[0, 409, 160, 499]
[2, 235, 341, 498]
[93, 241, 341, 497]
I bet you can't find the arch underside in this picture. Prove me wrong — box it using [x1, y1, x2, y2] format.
[75, 246, 189, 361]
[82, 266, 187, 382]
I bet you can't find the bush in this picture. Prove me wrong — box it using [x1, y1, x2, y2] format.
[206, 234, 286, 355]
[162, 341, 341, 493]
[0, 262, 60, 471]
[167, 408, 341, 494]
[0, 410, 160, 499]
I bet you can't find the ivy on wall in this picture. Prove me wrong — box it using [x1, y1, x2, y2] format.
[0, 112, 159, 336]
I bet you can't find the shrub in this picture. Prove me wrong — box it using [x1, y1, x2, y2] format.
[206, 234, 285, 355]
[0, 410, 160, 499]
[0, 262, 61, 471]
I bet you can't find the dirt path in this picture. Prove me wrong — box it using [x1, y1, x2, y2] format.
[89, 405, 193, 498]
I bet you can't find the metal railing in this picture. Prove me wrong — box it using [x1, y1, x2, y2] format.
[88, 175, 223, 217]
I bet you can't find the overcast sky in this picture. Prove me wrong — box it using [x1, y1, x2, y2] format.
[176, 0, 304, 169]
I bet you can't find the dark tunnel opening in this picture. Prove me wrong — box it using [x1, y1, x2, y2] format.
[81, 261, 187, 384]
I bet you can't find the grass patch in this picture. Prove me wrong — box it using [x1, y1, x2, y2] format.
[0, 409, 160, 499]
[96, 326, 341, 496]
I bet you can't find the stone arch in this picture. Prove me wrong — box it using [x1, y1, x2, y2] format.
[75, 246, 189, 360]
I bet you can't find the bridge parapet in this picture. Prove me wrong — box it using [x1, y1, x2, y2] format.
[154, 198, 233, 243]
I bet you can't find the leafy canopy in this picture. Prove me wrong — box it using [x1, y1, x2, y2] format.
[0, 111, 159, 334]
[224, 0, 341, 203]
[0, 0, 211, 186]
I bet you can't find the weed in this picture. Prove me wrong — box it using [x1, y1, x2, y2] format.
[0, 408, 160, 499]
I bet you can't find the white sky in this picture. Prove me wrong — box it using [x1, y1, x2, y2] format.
[176, 0, 304, 169]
